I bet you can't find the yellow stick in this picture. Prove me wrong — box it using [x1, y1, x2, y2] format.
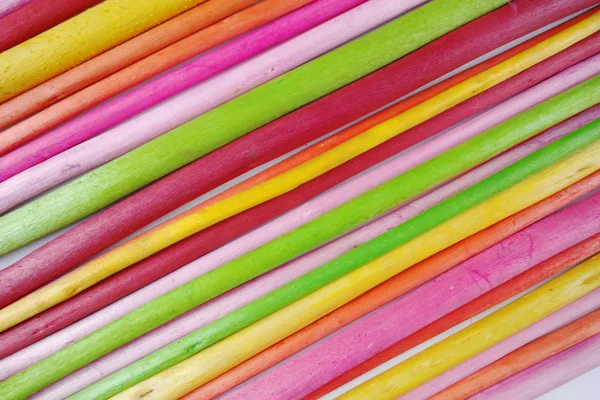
[1, 13, 598, 333]
[340, 255, 600, 399]
[0, 0, 208, 102]
[110, 139, 600, 400]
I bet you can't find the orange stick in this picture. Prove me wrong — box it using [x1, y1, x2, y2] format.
[431, 308, 600, 400]
[0, 0, 314, 149]
[182, 170, 600, 400]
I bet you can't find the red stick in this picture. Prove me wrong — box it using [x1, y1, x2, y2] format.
[306, 233, 600, 399]
[0, 0, 103, 52]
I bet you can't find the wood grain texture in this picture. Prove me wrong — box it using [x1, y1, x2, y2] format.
[4, 68, 597, 400]
[0, 0, 209, 102]
[220, 193, 600, 400]
[0, 0, 265, 132]
[0, 0, 327, 158]
[4, 51, 594, 392]
[430, 307, 600, 399]
[0, 0, 103, 52]
[470, 332, 600, 399]
[0, 0, 582, 310]
[28, 109, 600, 400]
[0, 0, 474, 253]
[113, 134, 600, 400]
[1, 26, 595, 334]
[340, 254, 600, 400]
[312, 231, 600, 398]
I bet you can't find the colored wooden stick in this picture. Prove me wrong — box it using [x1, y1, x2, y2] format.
[0, 0, 338, 158]
[311, 232, 600, 398]
[111, 137, 600, 400]
[429, 307, 600, 399]
[29, 113, 598, 400]
[0, 0, 282, 132]
[470, 332, 600, 399]
[219, 195, 600, 400]
[6, 67, 596, 389]
[0, 0, 583, 310]
[339, 255, 600, 399]
[4, 74, 599, 400]
[0, 0, 209, 102]
[3, 9, 586, 332]
[0, 0, 512, 254]
[0, 0, 103, 52]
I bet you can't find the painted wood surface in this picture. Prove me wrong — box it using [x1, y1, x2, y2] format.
[428, 307, 600, 399]
[2, 30, 596, 336]
[1, 0, 595, 180]
[0, 0, 483, 253]
[27, 110, 600, 400]
[0, 0, 580, 311]
[4, 57, 595, 393]
[340, 255, 600, 399]
[0, 0, 209, 102]
[112, 135, 600, 400]
[0, 0, 337, 158]
[0, 0, 103, 52]
[0, 0, 265, 131]
[221, 194, 600, 400]
[3, 69, 598, 400]
[0, 0, 372, 204]
[311, 232, 600, 398]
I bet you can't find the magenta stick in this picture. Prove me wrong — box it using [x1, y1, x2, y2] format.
[471, 332, 600, 400]
[26, 111, 600, 399]
[2, 58, 596, 387]
[401, 288, 600, 400]
[222, 194, 600, 400]
[0, 0, 411, 212]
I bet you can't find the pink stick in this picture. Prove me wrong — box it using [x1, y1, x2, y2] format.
[401, 288, 600, 399]
[471, 332, 600, 400]
[0, 0, 415, 212]
[4, 56, 597, 385]
[29, 108, 600, 399]
[222, 194, 600, 400]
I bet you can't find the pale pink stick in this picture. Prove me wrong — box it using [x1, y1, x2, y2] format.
[29, 107, 600, 399]
[3, 56, 596, 387]
[0, 0, 367, 184]
[401, 289, 600, 400]
[471, 332, 600, 400]
[0, 0, 424, 213]
[222, 194, 600, 400]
